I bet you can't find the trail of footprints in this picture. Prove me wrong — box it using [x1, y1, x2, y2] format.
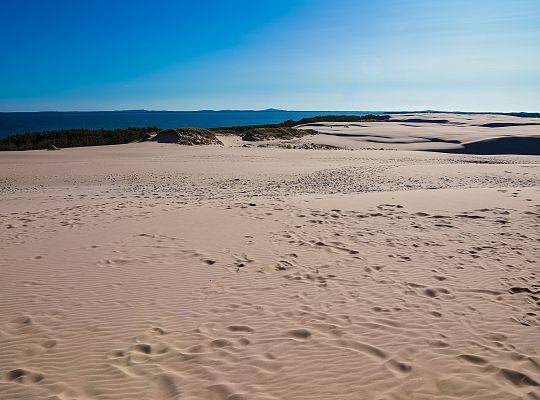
[2, 189, 538, 399]
[0, 313, 81, 400]
[107, 323, 272, 399]
[232, 196, 540, 396]
[104, 313, 418, 400]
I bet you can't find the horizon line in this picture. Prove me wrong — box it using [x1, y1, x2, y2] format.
[1, 109, 538, 114]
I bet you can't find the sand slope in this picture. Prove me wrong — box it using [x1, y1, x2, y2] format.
[0, 116, 539, 399]
[296, 113, 540, 154]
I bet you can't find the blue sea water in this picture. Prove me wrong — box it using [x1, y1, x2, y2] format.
[0, 110, 380, 138]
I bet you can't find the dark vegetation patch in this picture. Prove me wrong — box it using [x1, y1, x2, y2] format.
[504, 112, 540, 118]
[0, 127, 158, 151]
[286, 114, 390, 125]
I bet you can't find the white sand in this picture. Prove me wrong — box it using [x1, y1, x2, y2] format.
[0, 113, 539, 399]
[296, 113, 540, 152]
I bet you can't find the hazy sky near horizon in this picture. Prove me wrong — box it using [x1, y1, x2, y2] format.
[1, 0, 539, 111]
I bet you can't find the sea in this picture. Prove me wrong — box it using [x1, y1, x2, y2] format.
[0, 110, 381, 138]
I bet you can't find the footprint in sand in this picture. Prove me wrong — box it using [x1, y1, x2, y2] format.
[457, 354, 488, 365]
[150, 326, 166, 335]
[130, 342, 169, 355]
[210, 338, 233, 348]
[5, 368, 44, 384]
[206, 382, 251, 400]
[498, 368, 538, 387]
[227, 325, 255, 333]
[287, 328, 312, 340]
[385, 359, 412, 375]
[19, 339, 58, 359]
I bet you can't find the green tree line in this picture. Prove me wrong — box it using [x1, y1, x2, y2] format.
[0, 127, 159, 151]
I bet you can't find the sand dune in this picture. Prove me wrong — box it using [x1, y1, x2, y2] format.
[0, 113, 539, 399]
[296, 113, 540, 154]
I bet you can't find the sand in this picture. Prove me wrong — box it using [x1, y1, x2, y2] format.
[0, 113, 539, 400]
[295, 113, 540, 154]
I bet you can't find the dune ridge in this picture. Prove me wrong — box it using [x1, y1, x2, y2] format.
[296, 112, 540, 154]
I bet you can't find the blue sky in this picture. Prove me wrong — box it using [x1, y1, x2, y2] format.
[1, 0, 539, 111]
